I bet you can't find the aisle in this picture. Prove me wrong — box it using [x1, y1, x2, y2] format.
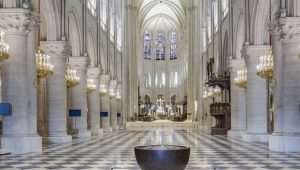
[0, 128, 299, 169]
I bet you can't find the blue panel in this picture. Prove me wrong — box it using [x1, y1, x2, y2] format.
[117, 113, 121, 117]
[100, 112, 108, 117]
[0, 103, 12, 116]
[69, 109, 81, 117]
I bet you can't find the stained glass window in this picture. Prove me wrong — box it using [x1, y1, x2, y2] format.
[155, 33, 166, 60]
[161, 73, 165, 87]
[144, 31, 151, 60]
[87, 0, 97, 16]
[170, 32, 177, 60]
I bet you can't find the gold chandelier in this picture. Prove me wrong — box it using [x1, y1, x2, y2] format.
[0, 31, 10, 63]
[116, 83, 122, 100]
[234, 67, 247, 89]
[99, 74, 110, 96]
[207, 87, 214, 98]
[256, 48, 273, 79]
[99, 83, 108, 96]
[213, 85, 222, 96]
[109, 79, 117, 98]
[203, 89, 208, 99]
[87, 79, 96, 94]
[36, 48, 54, 78]
[66, 64, 80, 88]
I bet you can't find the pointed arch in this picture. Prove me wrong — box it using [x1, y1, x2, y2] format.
[40, 0, 61, 41]
[68, 9, 82, 56]
[222, 31, 229, 71]
[250, 0, 279, 45]
[87, 30, 96, 67]
[234, 10, 244, 59]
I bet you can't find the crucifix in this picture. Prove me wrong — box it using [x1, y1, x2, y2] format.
[157, 98, 164, 105]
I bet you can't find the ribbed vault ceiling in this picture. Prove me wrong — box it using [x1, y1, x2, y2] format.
[137, 0, 186, 34]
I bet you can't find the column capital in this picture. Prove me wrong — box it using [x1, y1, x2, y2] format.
[270, 17, 300, 43]
[110, 79, 118, 89]
[40, 41, 69, 59]
[0, 9, 39, 35]
[241, 45, 269, 64]
[229, 58, 245, 71]
[100, 73, 111, 84]
[87, 67, 101, 79]
[69, 56, 90, 71]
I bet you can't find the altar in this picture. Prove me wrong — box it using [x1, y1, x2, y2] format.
[126, 120, 198, 129]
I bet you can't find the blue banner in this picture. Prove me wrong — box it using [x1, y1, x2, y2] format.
[69, 109, 81, 117]
[100, 112, 109, 117]
[0, 103, 12, 116]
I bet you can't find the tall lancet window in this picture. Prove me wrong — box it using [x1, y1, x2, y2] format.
[155, 33, 166, 60]
[87, 0, 97, 16]
[221, 0, 229, 18]
[213, 0, 219, 31]
[144, 31, 151, 60]
[100, 0, 107, 29]
[110, 12, 114, 41]
[170, 31, 177, 60]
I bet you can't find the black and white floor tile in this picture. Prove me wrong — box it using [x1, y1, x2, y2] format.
[1, 127, 300, 170]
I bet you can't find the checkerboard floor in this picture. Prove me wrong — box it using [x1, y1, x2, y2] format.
[1, 127, 300, 170]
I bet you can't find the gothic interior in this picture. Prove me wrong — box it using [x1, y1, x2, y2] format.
[0, 0, 300, 169]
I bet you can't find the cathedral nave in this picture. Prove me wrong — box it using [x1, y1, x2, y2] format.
[0, 0, 299, 169]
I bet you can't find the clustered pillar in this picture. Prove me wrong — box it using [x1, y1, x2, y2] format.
[269, 18, 300, 152]
[0, 9, 42, 154]
[41, 41, 72, 144]
[69, 57, 91, 138]
[87, 67, 103, 136]
[228, 58, 246, 138]
[242, 45, 269, 143]
[100, 74, 112, 132]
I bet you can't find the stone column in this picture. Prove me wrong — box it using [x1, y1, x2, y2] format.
[110, 97, 118, 131]
[100, 74, 112, 132]
[27, 14, 40, 138]
[0, 9, 42, 154]
[41, 41, 72, 144]
[69, 56, 91, 138]
[117, 98, 122, 129]
[269, 18, 300, 152]
[87, 67, 103, 136]
[110, 80, 118, 131]
[242, 45, 269, 143]
[228, 58, 247, 138]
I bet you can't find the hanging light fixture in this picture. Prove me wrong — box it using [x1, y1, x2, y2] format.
[207, 87, 214, 98]
[256, 49, 273, 79]
[35, 0, 54, 79]
[203, 89, 208, 100]
[0, 31, 9, 63]
[109, 79, 117, 98]
[116, 83, 122, 100]
[36, 48, 54, 78]
[256, 0, 273, 80]
[87, 79, 96, 94]
[66, 64, 80, 88]
[213, 85, 222, 96]
[99, 82, 108, 95]
[234, 67, 247, 89]
[99, 74, 110, 96]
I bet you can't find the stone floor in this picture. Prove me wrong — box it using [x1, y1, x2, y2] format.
[1, 127, 300, 169]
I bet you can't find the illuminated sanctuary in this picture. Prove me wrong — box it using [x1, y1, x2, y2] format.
[0, 0, 300, 169]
